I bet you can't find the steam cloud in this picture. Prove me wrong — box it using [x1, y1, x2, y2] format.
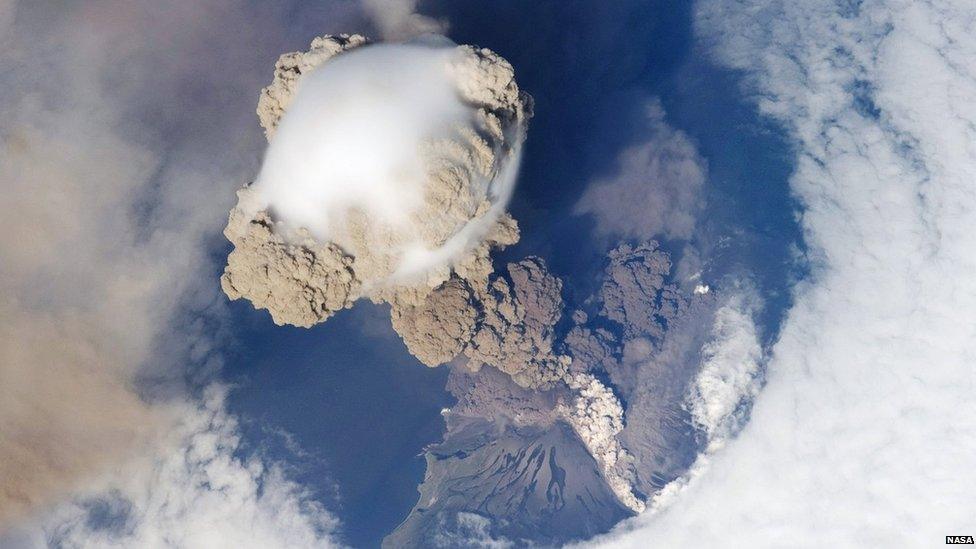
[361, 0, 447, 40]
[221, 35, 531, 329]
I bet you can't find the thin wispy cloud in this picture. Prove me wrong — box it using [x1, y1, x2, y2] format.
[575, 99, 706, 242]
[39, 388, 339, 549]
[361, 0, 447, 40]
[0, 0, 363, 541]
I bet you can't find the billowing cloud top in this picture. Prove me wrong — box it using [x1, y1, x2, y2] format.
[222, 35, 531, 327]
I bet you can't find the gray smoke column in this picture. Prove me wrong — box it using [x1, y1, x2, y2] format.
[221, 35, 531, 327]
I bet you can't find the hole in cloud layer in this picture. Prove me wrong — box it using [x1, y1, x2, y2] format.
[247, 40, 524, 285]
[221, 35, 531, 326]
[221, 35, 531, 328]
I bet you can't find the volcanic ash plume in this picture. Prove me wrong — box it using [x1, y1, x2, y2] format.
[391, 257, 570, 389]
[221, 35, 531, 327]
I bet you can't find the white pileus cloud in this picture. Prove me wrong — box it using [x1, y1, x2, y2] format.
[255, 44, 468, 243]
[249, 40, 524, 282]
[588, 0, 976, 546]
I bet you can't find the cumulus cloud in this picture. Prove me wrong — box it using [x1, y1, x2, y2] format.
[221, 35, 531, 327]
[32, 389, 338, 549]
[642, 291, 763, 514]
[430, 512, 513, 549]
[686, 293, 763, 450]
[574, 100, 706, 241]
[591, 0, 976, 545]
